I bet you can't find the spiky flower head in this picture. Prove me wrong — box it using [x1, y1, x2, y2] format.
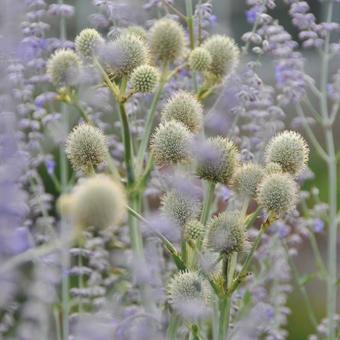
[195, 136, 239, 185]
[189, 47, 212, 72]
[130, 64, 159, 93]
[149, 18, 185, 63]
[203, 35, 239, 79]
[65, 124, 108, 175]
[233, 163, 264, 198]
[56, 193, 74, 219]
[75, 28, 104, 61]
[151, 121, 192, 166]
[205, 211, 247, 255]
[257, 173, 298, 215]
[168, 271, 210, 321]
[161, 91, 203, 133]
[71, 174, 126, 230]
[125, 25, 147, 41]
[265, 162, 283, 175]
[161, 190, 201, 227]
[47, 49, 81, 87]
[265, 131, 309, 175]
[184, 219, 205, 241]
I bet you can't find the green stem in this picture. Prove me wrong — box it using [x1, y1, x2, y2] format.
[218, 297, 231, 340]
[167, 314, 180, 340]
[200, 181, 215, 226]
[185, 0, 195, 50]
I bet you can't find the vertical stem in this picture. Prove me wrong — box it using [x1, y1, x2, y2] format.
[167, 314, 180, 340]
[185, 0, 195, 50]
[218, 297, 231, 340]
[200, 181, 215, 226]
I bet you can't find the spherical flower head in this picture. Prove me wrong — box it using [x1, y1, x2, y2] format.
[265, 131, 309, 175]
[257, 173, 298, 215]
[203, 35, 239, 79]
[71, 174, 127, 230]
[265, 162, 283, 175]
[47, 49, 81, 87]
[149, 18, 185, 63]
[161, 190, 201, 227]
[125, 25, 147, 41]
[130, 64, 159, 93]
[168, 271, 210, 321]
[57, 193, 74, 219]
[205, 211, 247, 255]
[195, 136, 239, 185]
[151, 121, 192, 166]
[184, 219, 205, 241]
[161, 91, 203, 133]
[233, 163, 264, 198]
[189, 47, 212, 72]
[65, 124, 108, 175]
[75, 28, 104, 62]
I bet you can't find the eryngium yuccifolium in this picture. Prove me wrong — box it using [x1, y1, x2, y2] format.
[189, 47, 212, 72]
[205, 211, 247, 255]
[233, 163, 264, 198]
[168, 271, 210, 321]
[130, 65, 159, 93]
[71, 174, 126, 229]
[151, 121, 192, 166]
[125, 25, 147, 41]
[47, 49, 81, 87]
[161, 91, 203, 133]
[66, 124, 108, 174]
[195, 137, 238, 185]
[161, 190, 201, 226]
[265, 162, 283, 175]
[149, 18, 185, 63]
[75, 28, 104, 61]
[184, 219, 205, 241]
[265, 131, 309, 175]
[257, 173, 298, 215]
[203, 35, 239, 78]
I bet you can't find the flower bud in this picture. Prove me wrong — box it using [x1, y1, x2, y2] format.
[184, 219, 205, 241]
[189, 47, 212, 72]
[130, 64, 159, 93]
[75, 28, 104, 61]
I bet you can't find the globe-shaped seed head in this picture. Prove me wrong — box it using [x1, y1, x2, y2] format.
[184, 219, 205, 241]
[265, 131, 309, 175]
[125, 25, 147, 41]
[47, 49, 81, 87]
[130, 65, 159, 93]
[257, 173, 298, 215]
[168, 271, 210, 321]
[265, 162, 283, 175]
[196, 136, 239, 185]
[151, 121, 192, 166]
[149, 18, 185, 63]
[205, 211, 247, 255]
[233, 163, 264, 198]
[161, 190, 201, 227]
[161, 91, 203, 133]
[65, 124, 108, 175]
[71, 174, 126, 230]
[189, 47, 212, 72]
[203, 35, 239, 79]
[75, 28, 104, 61]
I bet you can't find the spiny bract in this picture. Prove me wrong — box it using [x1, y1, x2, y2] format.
[189, 47, 212, 72]
[196, 136, 239, 185]
[130, 64, 159, 93]
[149, 18, 185, 63]
[161, 91, 203, 133]
[65, 124, 108, 174]
[257, 173, 298, 215]
[75, 28, 104, 61]
[265, 130, 309, 175]
[151, 121, 192, 166]
[205, 211, 247, 255]
[71, 174, 127, 229]
[47, 49, 81, 87]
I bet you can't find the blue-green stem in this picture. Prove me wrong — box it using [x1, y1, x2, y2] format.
[167, 314, 181, 340]
[200, 181, 216, 226]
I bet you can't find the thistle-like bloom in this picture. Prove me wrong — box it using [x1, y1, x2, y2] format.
[149, 18, 185, 63]
[65, 124, 108, 174]
[161, 91, 203, 133]
[265, 131, 309, 175]
[205, 211, 247, 255]
[151, 121, 192, 166]
[203, 35, 239, 79]
[75, 28, 104, 61]
[195, 136, 239, 185]
[161, 190, 201, 227]
[184, 219, 205, 241]
[130, 65, 159, 93]
[257, 173, 298, 215]
[71, 174, 126, 229]
[168, 271, 210, 321]
[47, 49, 81, 87]
[265, 162, 283, 175]
[125, 25, 147, 41]
[233, 163, 264, 198]
[189, 47, 212, 72]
